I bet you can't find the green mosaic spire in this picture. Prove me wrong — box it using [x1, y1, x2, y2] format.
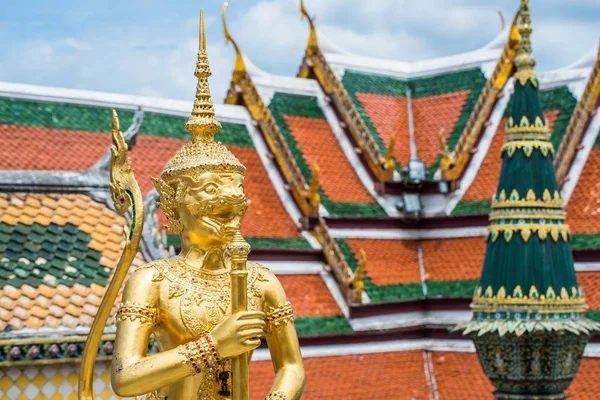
[454, 4, 599, 397]
[459, 0, 599, 337]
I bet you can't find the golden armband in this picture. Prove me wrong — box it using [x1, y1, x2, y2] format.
[178, 334, 221, 375]
[116, 302, 157, 325]
[265, 392, 287, 400]
[265, 301, 294, 332]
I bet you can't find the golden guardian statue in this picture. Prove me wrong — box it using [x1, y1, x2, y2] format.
[78, 9, 305, 400]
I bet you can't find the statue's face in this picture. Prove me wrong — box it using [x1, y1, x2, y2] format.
[178, 171, 247, 248]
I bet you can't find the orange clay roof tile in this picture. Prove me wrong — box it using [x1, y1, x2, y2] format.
[24, 316, 43, 330]
[30, 305, 49, 319]
[277, 275, 342, 317]
[431, 351, 494, 399]
[249, 350, 430, 399]
[569, 358, 600, 398]
[284, 116, 376, 204]
[413, 91, 471, 166]
[345, 238, 421, 286]
[576, 271, 600, 310]
[566, 147, 600, 235]
[356, 93, 411, 166]
[421, 237, 486, 282]
[0, 125, 111, 171]
[0, 309, 11, 322]
[249, 349, 598, 399]
[356, 91, 470, 167]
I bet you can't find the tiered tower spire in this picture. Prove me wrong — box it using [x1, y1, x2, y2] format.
[456, 1, 599, 398]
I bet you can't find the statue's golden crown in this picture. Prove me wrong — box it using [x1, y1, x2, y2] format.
[161, 9, 245, 183]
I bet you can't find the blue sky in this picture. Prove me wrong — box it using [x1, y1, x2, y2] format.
[1, 0, 598, 103]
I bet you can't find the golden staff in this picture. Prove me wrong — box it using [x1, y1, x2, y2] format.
[78, 110, 144, 400]
[228, 232, 251, 400]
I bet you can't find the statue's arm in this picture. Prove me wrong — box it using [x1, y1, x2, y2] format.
[111, 266, 192, 397]
[262, 270, 306, 400]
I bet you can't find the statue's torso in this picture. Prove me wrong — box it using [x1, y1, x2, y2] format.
[141, 257, 270, 400]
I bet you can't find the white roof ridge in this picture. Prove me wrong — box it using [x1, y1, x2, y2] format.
[243, 54, 269, 78]
[321, 25, 507, 79]
[564, 43, 599, 71]
[317, 29, 352, 56]
[0, 81, 250, 121]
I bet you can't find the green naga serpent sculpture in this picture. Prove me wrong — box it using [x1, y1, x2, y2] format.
[78, 110, 145, 400]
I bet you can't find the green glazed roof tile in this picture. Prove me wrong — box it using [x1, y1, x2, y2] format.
[294, 316, 353, 336]
[141, 112, 254, 148]
[0, 98, 134, 132]
[0, 222, 107, 289]
[571, 234, 600, 251]
[166, 234, 312, 250]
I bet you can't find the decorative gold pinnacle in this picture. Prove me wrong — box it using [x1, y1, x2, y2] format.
[384, 132, 396, 170]
[111, 109, 120, 132]
[185, 9, 222, 143]
[222, 1, 247, 78]
[514, 0, 537, 84]
[300, 0, 319, 53]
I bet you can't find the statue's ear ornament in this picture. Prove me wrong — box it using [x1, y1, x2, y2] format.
[152, 177, 188, 234]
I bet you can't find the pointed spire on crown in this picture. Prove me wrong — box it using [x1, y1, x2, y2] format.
[158, 9, 244, 183]
[185, 9, 222, 143]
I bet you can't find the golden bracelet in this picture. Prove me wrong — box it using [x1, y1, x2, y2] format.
[116, 302, 157, 325]
[179, 334, 221, 375]
[265, 392, 287, 400]
[265, 301, 295, 332]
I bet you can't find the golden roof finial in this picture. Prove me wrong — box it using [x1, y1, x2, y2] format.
[439, 128, 455, 174]
[185, 9, 222, 143]
[308, 163, 321, 214]
[300, 0, 319, 53]
[111, 109, 120, 132]
[354, 249, 367, 304]
[384, 132, 397, 170]
[514, 0, 536, 77]
[222, 1, 247, 79]
[497, 10, 505, 32]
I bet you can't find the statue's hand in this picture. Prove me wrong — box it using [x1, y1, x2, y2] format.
[210, 311, 266, 359]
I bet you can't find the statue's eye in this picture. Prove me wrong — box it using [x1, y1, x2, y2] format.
[203, 184, 218, 194]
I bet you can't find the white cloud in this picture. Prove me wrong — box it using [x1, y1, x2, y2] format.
[0, 0, 597, 102]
